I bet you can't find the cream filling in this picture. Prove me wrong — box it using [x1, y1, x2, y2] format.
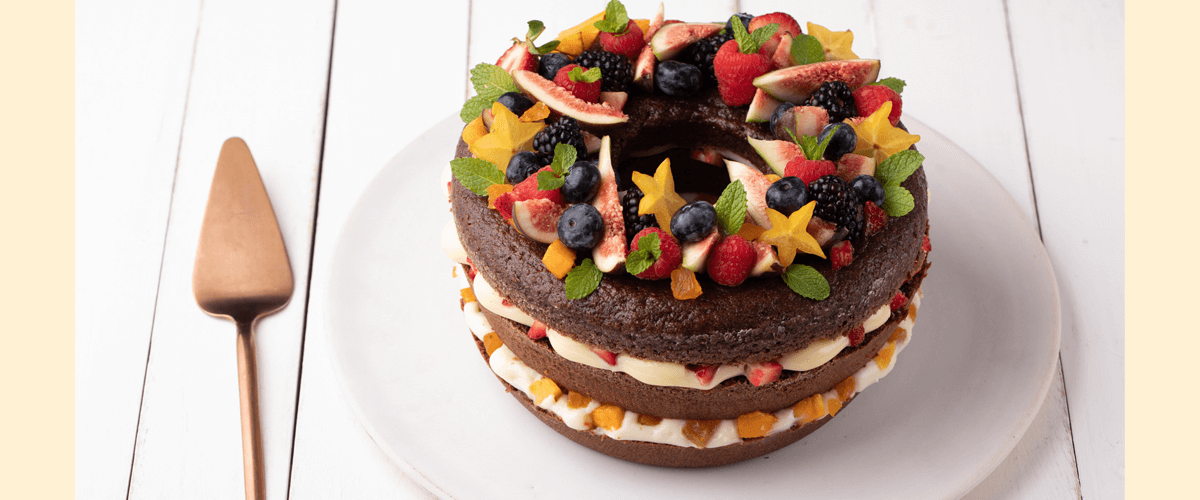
[468, 291, 922, 449]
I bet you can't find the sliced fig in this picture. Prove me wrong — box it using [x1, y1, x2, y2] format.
[747, 136, 803, 176]
[745, 88, 783, 123]
[512, 70, 629, 126]
[581, 130, 602, 154]
[725, 160, 774, 229]
[650, 22, 723, 61]
[512, 198, 566, 244]
[807, 216, 846, 248]
[689, 146, 724, 166]
[836, 154, 876, 182]
[644, 3, 665, 41]
[793, 105, 830, 138]
[749, 241, 782, 276]
[599, 91, 628, 112]
[753, 59, 881, 103]
[681, 229, 720, 273]
[590, 136, 627, 272]
[633, 44, 656, 92]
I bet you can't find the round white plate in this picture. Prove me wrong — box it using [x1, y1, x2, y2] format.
[327, 115, 1060, 499]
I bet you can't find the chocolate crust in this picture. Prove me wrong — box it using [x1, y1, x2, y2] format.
[451, 91, 929, 364]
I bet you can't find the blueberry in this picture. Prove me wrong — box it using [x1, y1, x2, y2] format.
[765, 176, 808, 216]
[654, 60, 702, 97]
[539, 53, 573, 81]
[769, 102, 796, 134]
[725, 13, 754, 34]
[496, 92, 534, 117]
[851, 175, 885, 207]
[817, 122, 857, 161]
[561, 160, 600, 203]
[669, 201, 716, 243]
[506, 151, 543, 184]
[557, 203, 605, 250]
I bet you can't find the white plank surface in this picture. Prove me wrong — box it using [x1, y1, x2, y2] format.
[125, 0, 334, 498]
[75, 1, 201, 498]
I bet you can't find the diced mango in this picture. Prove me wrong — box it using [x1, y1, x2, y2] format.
[670, 267, 703, 300]
[567, 391, 592, 409]
[592, 404, 626, 431]
[826, 397, 843, 417]
[487, 183, 514, 209]
[460, 287, 476, 304]
[633, 19, 650, 35]
[682, 420, 721, 448]
[462, 115, 488, 146]
[736, 411, 778, 439]
[530, 378, 562, 405]
[889, 327, 907, 343]
[542, 239, 577, 279]
[737, 221, 766, 241]
[792, 394, 827, 424]
[482, 332, 503, 356]
[874, 342, 896, 370]
[637, 414, 663, 427]
[836, 377, 856, 401]
[554, 11, 606, 56]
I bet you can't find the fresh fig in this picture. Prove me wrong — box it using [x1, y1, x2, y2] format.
[745, 88, 783, 123]
[753, 59, 881, 103]
[681, 229, 720, 273]
[747, 137, 803, 176]
[650, 22, 723, 61]
[725, 160, 775, 229]
[511, 70, 629, 126]
[643, 3, 665, 41]
[836, 154, 876, 183]
[590, 136, 627, 272]
[749, 241, 782, 276]
[793, 106, 830, 138]
[632, 44, 656, 92]
[599, 91, 628, 112]
[512, 198, 566, 244]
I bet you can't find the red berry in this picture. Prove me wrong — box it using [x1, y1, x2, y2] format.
[746, 361, 782, 386]
[553, 64, 601, 103]
[847, 325, 865, 346]
[784, 157, 836, 185]
[512, 166, 564, 205]
[853, 85, 903, 126]
[687, 364, 717, 385]
[493, 191, 516, 220]
[864, 202, 888, 235]
[889, 290, 908, 311]
[495, 42, 538, 73]
[831, 240, 854, 270]
[713, 40, 773, 106]
[748, 12, 801, 56]
[598, 20, 645, 61]
[707, 235, 757, 286]
[922, 234, 932, 252]
[527, 320, 548, 340]
[591, 347, 617, 366]
[630, 227, 682, 280]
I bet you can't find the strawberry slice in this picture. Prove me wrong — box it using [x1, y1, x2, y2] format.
[527, 320, 548, 340]
[746, 361, 783, 386]
[495, 42, 537, 73]
[591, 347, 618, 366]
[687, 364, 717, 385]
[847, 325, 865, 346]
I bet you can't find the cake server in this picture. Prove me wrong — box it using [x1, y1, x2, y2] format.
[192, 137, 293, 500]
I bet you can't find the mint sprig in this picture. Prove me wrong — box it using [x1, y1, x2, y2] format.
[450, 157, 505, 195]
[790, 33, 825, 65]
[593, 0, 631, 34]
[624, 232, 661, 276]
[565, 258, 602, 299]
[714, 180, 747, 235]
[788, 129, 833, 161]
[729, 17, 778, 55]
[460, 63, 520, 122]
[523, 21, 561, 55]
[568, 66, 602, 84]
[781, 264, 830, 300]
[536, 143, 579, 190]
[873, 149, 924, 217]
[871, 77, 907, 94]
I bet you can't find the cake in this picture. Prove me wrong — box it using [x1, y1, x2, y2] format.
[441, 3, 930, 467]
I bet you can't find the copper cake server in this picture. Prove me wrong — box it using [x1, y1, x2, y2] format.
[192, 137, 293, 500]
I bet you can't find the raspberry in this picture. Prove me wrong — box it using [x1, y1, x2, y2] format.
[575, 50, 632, 92]
[864, 201, 888, 235]
[630, 227, 681, 280]
[532, 117, 587, 159]
[889, 290, 908, 311]
[713, 40, 773, 106]
[853, 85, 903, 126]
[597, 20, 645, 61]
[847, 326, 865, 346]
[784, 158, 836, 185]
[707, 235, 757, 286]
[830, 240, 854, 270]
[808, 175, 864, 239]
[553, 64, 601, 103]
[804, 81, 858, 123]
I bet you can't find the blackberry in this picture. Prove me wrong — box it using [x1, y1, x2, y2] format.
[808, 175, 864, 239]
[574, 50, 632, 92]
[621, 186, 657, 243]
[804, 81, 858, 123]
[532, 117, 587, 159]
[685, 33, 733, 87]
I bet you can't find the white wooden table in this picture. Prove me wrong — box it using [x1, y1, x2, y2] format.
[76, 1, 1123, 498]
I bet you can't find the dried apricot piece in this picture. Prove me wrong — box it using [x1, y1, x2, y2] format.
[542, 239, 577, 279]
[592, 404, 626, 430]
[482, 332, 503, 356]
[682, 420, 721, 448]
[566, 391, 592, 409]
[637, 414, 662, 427]
[836, 377, 856, 401]
[792, 394, 827, 424]
[670, 267, 703, 300]
[736, 411, 778, 439]
[460, 287, 477, 304]
[874, 342, 896, 370]
[530, 378, 562, 404]
[519, 101, 550, 122]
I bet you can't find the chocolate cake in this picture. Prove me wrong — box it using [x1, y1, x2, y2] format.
[441, 4, 930, 467]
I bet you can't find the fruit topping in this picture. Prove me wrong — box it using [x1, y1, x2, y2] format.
[805, 81, 858, 123]
[589, 136, 626, 273]
[462, 115, 488, 146]
[566, 391, 592, 409]
[561, 160, 601, 203]
[654, 60, 702, 96]
[784, 157, 836, 185]
[836, 377, 856, 401]
[670, 267, 703, 300]
[680, 229, 720, 273]
[468, 102, 545, 170]
[591, 347, 618, 366]
[769, 33, 794, 69]
[922, 234, 932, 252]
[749, 12, 800, 55]
[749, 240, 782, 276]
[768, 101, 795, 132]
[874, 341, 896, 370]
[506, 150, 544, 184]
[847, 325, 865, 346]
[511, 70, 630, 125]
[557, 203, 605, 250]
[806, 22, 858, 61]
[765, 176, 808, 216]
[809, 175, 864, 239]
[830, 240, 854, 270]
[592, 404, 626, 430]
[496, 91, 534, 117]
[574, 50, 633, 92]
[850, 174, 885, 207]
[724, 160, 774, 229]
[792, 393, 827, 424]
[512, 166, 565, 205]
[836, 153, 876, 183]
[631, 159, 687, 237]
[685, 32, 733, 88]
[847, 101, 920, 164]
[746, 361, 783, 386]
[482, 332, 503, 357]
[598, 20, 646, 61]
[687, 364, 717, 385]
[650, 22, 724, 61]
[817, 122, 856, 161]
[495, 41, 538, 74]
[486, 183, 513, 210]
[513, 198, 566, 244]
[460, 287, 476, 305]
[542, 240, 576, 279]
[760, 204, 824, 266]
[826, 397, 844, 417]
[744, 88, 783, 123]
[598, 91, 628, 111]
[627, 227, 682, 280]
[806, 217, 840, 248]
[670, 201, 717, 243]
[854, 84, 903, 126]
[864, 201, 888, 235]
[538, 52, 573, 81]
[530, 377, 562, 404]
[528, 319, 550, 340]
[713, 17, 777, 106]
[737, 411, 778, 439]
[752, 59, 881, 103]
[708, 234, 756, 286]
[632, 44, 656, 91]
[533, 116, 587, 160]
[622, 186, 657, 244]
[553, 10, 606, 57]
[682, 420, 721, 448]
[637, 414, 663, 427]
[747, 136, 802, 176]
[889, 290, 908, 311]
[792, 106, 830, 138]
[553, 64, 603, 103]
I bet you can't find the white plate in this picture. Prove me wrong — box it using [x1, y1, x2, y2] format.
[327, 114, 1060, 499]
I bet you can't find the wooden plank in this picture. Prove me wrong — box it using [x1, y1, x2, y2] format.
[75, 1, 201, 498]
[125, 0, 334, 498]
[1005, 1, 1125, 498]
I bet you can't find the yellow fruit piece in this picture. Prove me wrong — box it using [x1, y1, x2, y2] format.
[554, 11, 606, 56]
[519, 101, 550, 122]
[469, 102, 545, 170]
[462, 115, 488, 146]
[633, 19, 649, 35]
[670, 267, 703, 300]
[487, 183, 514, 209]
[764, 174, 781, 184]
[759, 204, 825, 266]
[907, 306, 918, 321]
[567, 391, 592, 409]
[792, 393, 827, 424]
[460, 287, 476, 304]
[737, 221, 766, 241]
[682, 420, 721, 448]
[530, 378, 563, 405]
[889, 327, 907, 343]
[874, 341, 896, 370]
[736, 411, 778, 439]
[482, 332, 503, 356]
[637, 414, 662, 426]
[847, 101, 920, 164]
[826, 397, 844, 417]
[542, 239, 577, 279]
[807, 22, 858, 61]
[592, 404, 626, 430]
[631, 158, 687, 238]
[836, 377, 856, 401]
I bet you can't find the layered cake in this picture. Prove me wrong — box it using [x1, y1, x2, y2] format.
[441, 2, 930, 467]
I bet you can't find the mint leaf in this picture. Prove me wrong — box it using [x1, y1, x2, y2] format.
[526, 20, 561, 55]
[730, 17, 777, 54]
[781, 264, 830, 300]
[872, 77, 907, 94]
[625, 232, 661, 276]
[450, 157, 505, 195]
[526, 20, 546, 40]
[538, 143, 578, 190]
[594, 0, 630, 34]
[460, 92, 498, 122]
[881, 185, 914, 217]
[469, 63, 518, 96]
[569, 66, 602, 83]
[790, 33, 825, 65]
[747, 23, 779, 52]
[714, 180, 747, 235]
[537, 170, 565, 190]
[798, 134, 832, 161]
[565, 258, 602, 299]
[875, 150, 924, 186]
